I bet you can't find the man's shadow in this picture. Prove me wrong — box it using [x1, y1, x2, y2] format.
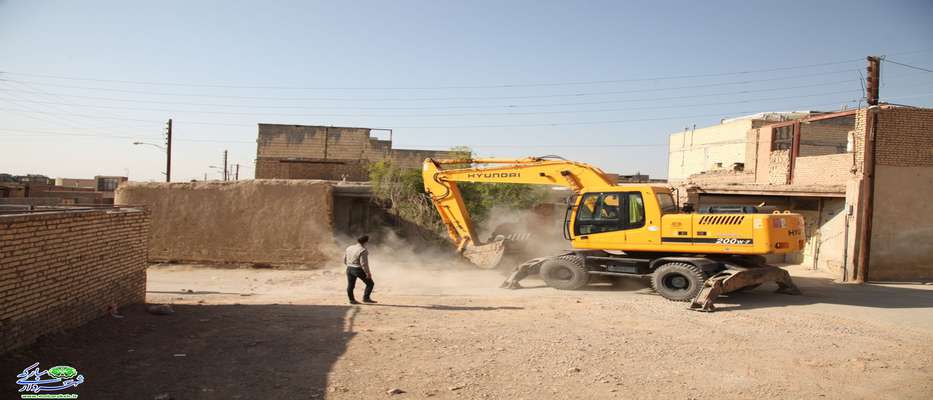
[365, 304, 524, 311]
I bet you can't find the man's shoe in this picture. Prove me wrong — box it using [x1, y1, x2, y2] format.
[349, 299, 360, 305]
[363, 298, 377, 304]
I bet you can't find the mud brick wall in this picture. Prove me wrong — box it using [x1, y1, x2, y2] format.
[0, 208, 149, 353]
[115, 180, 339, 267]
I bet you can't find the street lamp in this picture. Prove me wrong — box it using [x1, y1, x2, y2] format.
[132, 142, 169, 180]
[133, 141, 166, 151]
[208, 165, 226, 181]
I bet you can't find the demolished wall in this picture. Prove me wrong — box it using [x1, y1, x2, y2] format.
[115, 180, 339, 267]
[0, 208, 149, 353]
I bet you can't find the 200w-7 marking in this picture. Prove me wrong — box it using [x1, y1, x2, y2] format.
[715, 238, 753, 245]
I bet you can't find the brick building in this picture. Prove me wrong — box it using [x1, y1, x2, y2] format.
[0, 175, 128, 206]
[671, 105, 933, 282]
[254, 124, 460, 181]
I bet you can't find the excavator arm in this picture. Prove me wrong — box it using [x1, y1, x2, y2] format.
[422, 157, 615, 268]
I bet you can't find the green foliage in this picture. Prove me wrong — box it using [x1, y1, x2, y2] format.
[368, 160, 432, 226]
[458, 182, 549, 222]
[369, 147, 549, 232]
[369, 160, 424, 200]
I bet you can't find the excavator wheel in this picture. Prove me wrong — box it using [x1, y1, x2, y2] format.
[540, 255, 589, 290]
[651, 262, 706, 302]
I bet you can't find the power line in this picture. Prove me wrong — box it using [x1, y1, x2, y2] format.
[884, 58, 933, 74]
[0, 87, 868, 118]
[0, 69, 860, 103]
[0, 127, 749, 149]
[0, 58, 864, 90]
[0, 128, 254, 143]
[1, 80, 133, 130]
[0, 76, 863, 111]
[2, 92, 929, 131]
[0, 99, 864, 131]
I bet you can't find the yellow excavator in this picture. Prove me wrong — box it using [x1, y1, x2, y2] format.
[422, 156, 803, 311]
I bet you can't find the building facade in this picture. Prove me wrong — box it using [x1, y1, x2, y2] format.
[667, 112, 815, 183]
[671, 105, 933, 282]
[254, 124, 460, 181]
[0, 175, 128, 206]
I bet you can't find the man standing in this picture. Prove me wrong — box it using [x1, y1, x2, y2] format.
[344, 235, 376, 304]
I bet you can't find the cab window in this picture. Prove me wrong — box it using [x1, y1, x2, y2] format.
[656, 192, 677, 214]
[574, 192, 645, 235]
[628, 193, 645, 225]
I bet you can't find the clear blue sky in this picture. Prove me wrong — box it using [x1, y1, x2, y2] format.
[1, 0, 931, 181]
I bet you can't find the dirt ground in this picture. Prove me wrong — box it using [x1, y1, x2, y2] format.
[4, 260, 933, 399]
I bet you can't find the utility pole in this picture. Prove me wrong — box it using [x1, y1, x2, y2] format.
[854, 55, 882, 283]
[235, 163, 240, 180]
[866, 56, 881, 106]
[223, 150, 228, 181]
[165, 118, 173, 182]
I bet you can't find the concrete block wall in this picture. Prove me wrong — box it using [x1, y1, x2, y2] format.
[391, 149, 462, 169]
[256, 124, 329, 158]
[0, 208, 149, 353]
[793, 153, 853, 186]
[798, 117, 853, 157]
[256, 124, 389, 161]
[875, 107, 933, 167]
[255, 159, 370, 181]
[684, 170, 756, 185]
[325, 129, 389, 161]
[255, 124, 459, 181]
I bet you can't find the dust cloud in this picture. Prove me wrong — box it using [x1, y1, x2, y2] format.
[328, 202, 574, 293]
[334, 229, 507, 293]
[478, 205, 571, 265]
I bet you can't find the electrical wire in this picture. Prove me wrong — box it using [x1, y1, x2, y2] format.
[0, 127, 749, 148]
[0, 87, 867, 118]
[0, 76, 862, 111]
[0, 69, 861, 103]
[0, 58, 864, 90]
[884, 59, 933, 74]
[0, 98, 866, 130]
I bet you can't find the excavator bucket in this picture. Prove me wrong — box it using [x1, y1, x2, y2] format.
[462, 239, 507, 269]
[689, 264, 801, 312]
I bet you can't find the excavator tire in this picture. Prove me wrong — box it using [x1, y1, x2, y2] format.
[540, 255, 589, 290]
[651, 262, 706, 302]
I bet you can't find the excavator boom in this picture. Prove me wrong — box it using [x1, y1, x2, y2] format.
[423, 157, 615, 267]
